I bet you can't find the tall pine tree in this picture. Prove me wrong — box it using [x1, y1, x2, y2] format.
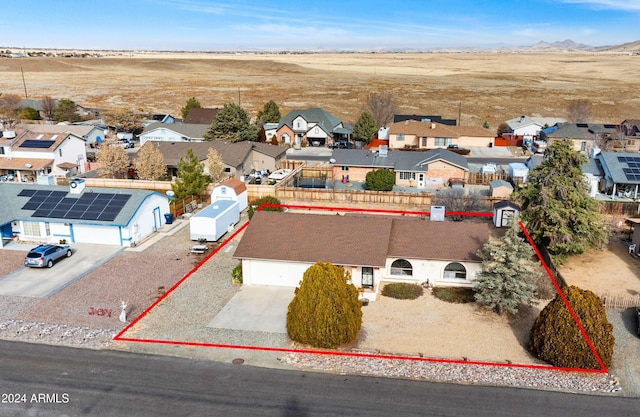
[352, 111, 377, 144]
[204, 102, 259, 142]
[171, 149, 209, 200]
[473, 221, 543, 315]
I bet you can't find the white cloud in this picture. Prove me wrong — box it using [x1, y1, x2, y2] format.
[560, 0, 640, 12]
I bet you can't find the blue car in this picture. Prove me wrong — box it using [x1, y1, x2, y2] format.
[24, 244, 73, 268]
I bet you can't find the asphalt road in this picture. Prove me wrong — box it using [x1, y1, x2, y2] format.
[0, 341, 637, 417]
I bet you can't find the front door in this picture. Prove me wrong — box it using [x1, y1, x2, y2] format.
[418, 173, 425, 188]
[362, 267, 374, 289]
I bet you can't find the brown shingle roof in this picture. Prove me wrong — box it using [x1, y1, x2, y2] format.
[388, 120, 493, 138]
[233, 211, 489, 266]
[221, 178, 247, 195]
[184, 108, 220, 124]
[233, 211, 393, 267]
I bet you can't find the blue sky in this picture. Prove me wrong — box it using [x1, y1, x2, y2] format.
[3, 0, 640, 50]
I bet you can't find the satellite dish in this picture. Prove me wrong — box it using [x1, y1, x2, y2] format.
[329, 158, 336, 164]
[25, 163, 32, 168]
[166, 190, 175, 197]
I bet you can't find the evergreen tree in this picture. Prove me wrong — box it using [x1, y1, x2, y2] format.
[286, 262, 362, 349]
[204, 102, 259, 142]
[171, 149, 209, 200]
[473, 221, 542, 315]
[365, 168, 395, 191]
[352, 111, 377, 144]
[53, 98, 81, 122]
[513, 139, 607, 263]
[134, 142, 167, 180]
[529, 286, 614, 369]
[256, 100, 281, 125]
[181, 97, 201, 119]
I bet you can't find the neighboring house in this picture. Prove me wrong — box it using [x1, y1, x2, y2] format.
[276, 108, 351, 147]
[138, 123, 209, 146]
[262, 123, 279, 142]
[184, 108, 219, 124]
[393, 114, 457, 126]
[151, 140, 287, 180]
[151, 114, 176, 124]
[16, 123, 105, 146]
[595, 151, 640, 199]
[505, 115, 566, 144]
[541, 122, 639, 154]
[0, 180, 170, 248]
[388, 120, 494, 150]
[233, 211, 489, 300]
[0, 130, 87, 181]
[330, 147, 469, 189]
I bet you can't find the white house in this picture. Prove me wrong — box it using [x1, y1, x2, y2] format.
[138, 122, 209, 146]
[233, 211, 489, 301]
[0, 130, 87, 181]
[505, 115, 566, 143]
[17, 123, 105, 146]
[0, 181, 170, 247]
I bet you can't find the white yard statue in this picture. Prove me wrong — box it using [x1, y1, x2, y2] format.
[119, 300, 127, 323]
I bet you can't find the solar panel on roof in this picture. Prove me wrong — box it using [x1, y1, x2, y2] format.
[20, 189, 132, 222]
[19, 140, 55, 148]
[18, 189, 37, 197]
[21, 202, 41, 210]
[32, 209, 51, 217]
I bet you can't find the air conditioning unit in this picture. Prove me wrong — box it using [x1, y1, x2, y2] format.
[69, 179, 85, 194]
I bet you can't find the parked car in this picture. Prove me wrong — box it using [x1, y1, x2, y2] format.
[24, 244, 73, 268]
[268, 169, 292, 182]
[118, 139, 135, 149]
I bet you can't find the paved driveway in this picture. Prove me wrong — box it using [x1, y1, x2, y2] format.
[207, 286, 295, 333]
[0, 243, 123, 298]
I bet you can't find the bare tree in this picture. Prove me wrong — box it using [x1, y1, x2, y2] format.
[102, 108, 145, 135]
[96, 141, 131, 178]
[206, 147, 225, 183]
[41, 96, 56, 121]
[134, 142, 167, 180]
[0, 93, 22, 119]
[365, 90, 398, 128]
[432, 189, 490, 219]
[567, 100, 591, 123]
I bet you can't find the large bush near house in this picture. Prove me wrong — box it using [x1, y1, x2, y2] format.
[381, 282, 424, 300]
[365, 168, 395, 191]
[286, 262, 362, 349]
[247, 196, 283, 220]
[529, 286, 614, 369]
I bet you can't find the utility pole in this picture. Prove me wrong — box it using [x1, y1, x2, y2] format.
[238, 87, 241, 106]
[458, 101, 461, 126]
[21, 66, 28, 99]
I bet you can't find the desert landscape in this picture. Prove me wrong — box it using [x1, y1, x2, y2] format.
[1, 51, 639, 127]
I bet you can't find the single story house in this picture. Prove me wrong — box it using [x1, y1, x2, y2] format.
[505, 115, 566, 143]
[595, 151, 640, 199]
[150, 140, 287, 180]
[16, 123, 105, 146]
[138, 122, 209, 146]
[0, 129, 87, 181]
[276, 108, 351, 147]
[0, 180, 170, 248]
[330, 147, 469, 189]
[233, 211, 489, 301]
[541, 122, 639, 154]
[388, 120, 494, 150]
[393, 114, 457, 126]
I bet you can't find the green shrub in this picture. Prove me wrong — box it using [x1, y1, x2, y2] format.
[248, 195, 283, 220]
[286, 262, 362, 348]
[529, 285, 615, 369]
[433, 287, 475, 303]
[381, 282, 424, 300]
[231, 264, 242, 284]
[365, 168, 395, 191]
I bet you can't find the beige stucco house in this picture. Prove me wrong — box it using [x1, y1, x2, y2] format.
[388, 120, 494, 150]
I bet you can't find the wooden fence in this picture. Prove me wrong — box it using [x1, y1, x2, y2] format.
[466, 172, 510, 185]
[534, 242, 567, 289]
[599, 293, 640, 310]
[275, 187, 435, 208]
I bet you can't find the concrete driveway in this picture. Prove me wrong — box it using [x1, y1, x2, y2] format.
[207, 286, 295, 333]
[0, 243, 123, 298]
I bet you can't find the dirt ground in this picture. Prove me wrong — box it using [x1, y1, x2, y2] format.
[1, 52, 639, 128]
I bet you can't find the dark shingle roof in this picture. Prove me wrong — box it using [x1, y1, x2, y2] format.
[184, 108, 219, 124]
[330, 148, 468, 172]
[233, 211, 488, 266]
[277, 108, 342, 134]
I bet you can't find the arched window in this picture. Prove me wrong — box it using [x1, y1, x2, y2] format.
[444, 262, 467, 280]
[390, 259, 412, 276]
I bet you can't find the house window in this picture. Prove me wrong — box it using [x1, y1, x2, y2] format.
[314, 127, 319, 134]
[44, 222, 51, 236]
[421, 137, 427, 147]
[0, 147, 4, 155]
[341, 166, 349, 171]
[444, 262, 467, 280]
[390, 259, 412, 276]
[362, 267, 374, 288]
[399, 172, 415, 181]
[434, 137, 452, 146]
[23, 221, 41, 237]
[581, 141, 587, 151]
[297, 122, 301, 129]
[224, 167, 231, 173]
[397, 134, 405, 141]
[221, 187, 227, 194]
[59, 149, 63, 157]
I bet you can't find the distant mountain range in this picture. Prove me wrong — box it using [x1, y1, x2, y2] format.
[503, 39, 640, 53]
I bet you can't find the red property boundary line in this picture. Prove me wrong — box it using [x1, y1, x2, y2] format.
[114, 204, 608, 374]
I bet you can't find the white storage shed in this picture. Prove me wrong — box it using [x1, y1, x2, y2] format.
[190, 199, 240, 242]
[211, 178, 248, 212]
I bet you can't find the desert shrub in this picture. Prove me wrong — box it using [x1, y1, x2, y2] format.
[231, 264, 242, 284]
[247, 196, 283, 220]
[381, 282, 424, 300]
[365, 168, 395, 191]
[432, 287, 475, 303]
[286, 262, 362, 348]
[529, 286, 614, 369]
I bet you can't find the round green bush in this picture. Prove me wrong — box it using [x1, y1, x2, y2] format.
[381, 282, 424, 300]
[529, 286, 615, 369]
[248, 195, 282, 220]
[432, 287, 475, 303]
[286, 262, 362, 349]
[365, 168, 395, 191]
